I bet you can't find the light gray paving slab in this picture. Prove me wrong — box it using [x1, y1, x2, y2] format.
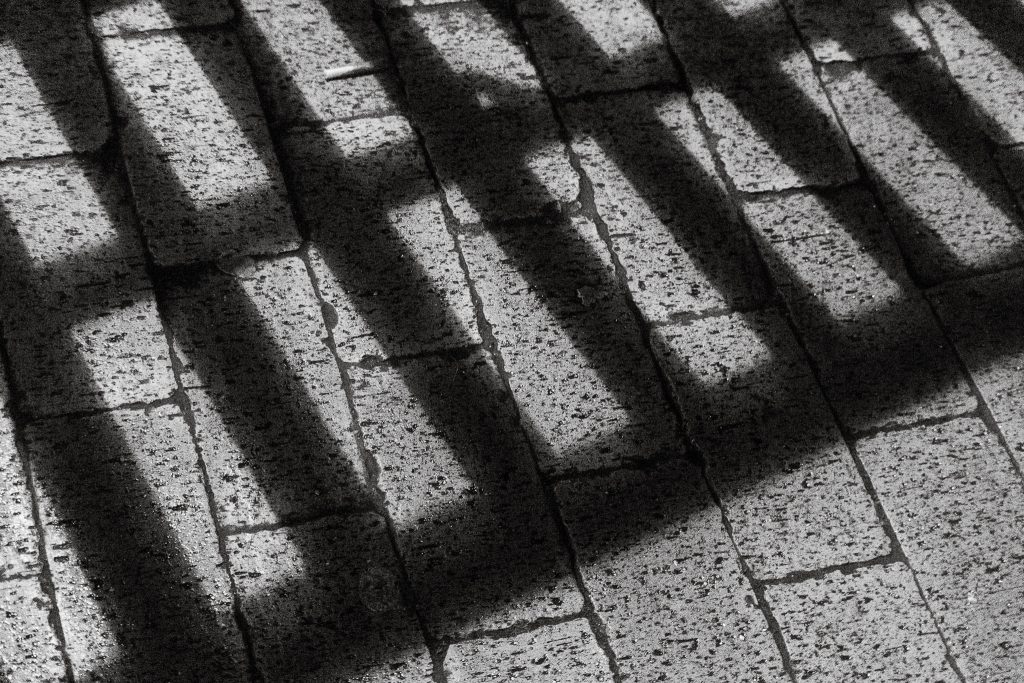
[88, 0, 233, 36]
[283, 116, 480, 362]
[783, 0, 930, 62]
[164, 257, 368, 530]
[1, 421, 38, 581]
[555, 461, 788, 681]
[237, 0, 397, 125]
[765, 563, 957, 681]
[563, 91, 767, 321]
[0, 0, 109, 161]
[104, 30, 300, 265]
[0, 160, 175, 417]
[822, 56, 1024, 284]
[351, 352, 583, 638]
[0, 577, 67, 682]
[518, 0, 676, 97]
[654, 311, 889, 578]
[444, 619, 613, 681]
[228, 514, 433, 681]
[858, 418, 1024, 680]
[459, 217, 679, 476]
[28, 405, 248, 681]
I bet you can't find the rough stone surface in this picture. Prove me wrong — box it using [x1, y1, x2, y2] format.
[518, 0, 676, 97]
[659, 0, 857, 191]
[555, 461, 787, 681]
[27, 405, 248, 681]
[237, 0, 397, 125]
[89, 0, 233, 36]
[917, 0, 1024, 145]
[459, 217, 679, 475]
[0, 160, 175, 417]
[743, 188, 975, 431]
[1, 422, 39, 581]
[0, 0, 109, 161]
[765, 563, 957, 681]
[858, 418, 1024, 680]
[931, 268, 1024, 468]
[654, 311, 888, 578]
[445, 619, 613, 681]
[0, 577, 67, 682]
[563, 91, 766, 321]
[996, 143, 1024, 207]
[104, 31, 300, 266]
[284, 117, 480, 362]
[783, 0, 930, 62]
[822, 56, 1024, 284]
[387, 3, 579, 224]
[351, 352, 583, 637]
[228, 514, 433, 681]
[164, 257, 367, 530]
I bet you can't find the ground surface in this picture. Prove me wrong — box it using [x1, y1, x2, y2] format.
[1, 0, 1024, 680]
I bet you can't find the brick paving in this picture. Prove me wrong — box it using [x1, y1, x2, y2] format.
[1, 0, 1024, 680]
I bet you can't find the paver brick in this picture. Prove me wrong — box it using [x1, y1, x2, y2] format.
[931, 268, 1024, 467]
[88, 0, 233, 36]
[783, 0, 930, 62]
[164, 257, 368, 530]
[459, 217, 679, 475]
[858, 418, 1024, 680]
[0, 577, 67, 682]
[822, 56, 1024, 284]
[1, 422, 39, 581]
[444, 619, 613, 681]
[916, 0, 1024, 145]
[237, 0, 397, 126]
[765, 563, 957, 681]
[659, 0, 857, 191]
[518, 0, 676, 98]
[654, 311, 889, 578]
[555, 461, 787, 681]
[387, 3, 579, 224]
[0, 160, 175, 417]
[0, 0, 109, 161]
[104, 30, 300, 266]
[284, 117, 480, 362]
[351, 352, 583, 637]
[27, 405, 248, 681]
[743, 188, 975, 431]
[563, 91, 766, 321]
[228, 514, 433, 681]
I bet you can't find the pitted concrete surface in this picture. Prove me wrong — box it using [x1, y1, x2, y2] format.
[2, 0, 1024, 680]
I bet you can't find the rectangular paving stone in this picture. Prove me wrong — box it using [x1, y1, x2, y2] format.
[654, 311, 889, 578]
[0, 577, 67, 682]
[743, 188, 975, 431]
[228, 514, 433, 681]
[822, 56, 1024, 284]
[27, 405, 248, 681]
[164, 256, 368, 530]
[0, 0, 109, 161]
[237, 0, 397, 126]
[0, 160, 175, 417]
[444, 619, 613, 681]
[284, 117, 480, 362]
[104, 30, 301, 266]
[1, 415, 39, 581]
[917, 0, 1024, 145]
[562, 91, 766, 321]
[555, 461, 787, 681]
[88, 0, 233, 36]
[931, 268, 1024, 467]
[765, 563, 957, 681]
[351, 352, 583, 637]
[858, 418, 1024, 680]
[459, 217, 679, 475]
[518, 0, 676, 98]
[659, 0, 857, 191]
[783, 0, 929, 62]
[387, 3, 579, 224]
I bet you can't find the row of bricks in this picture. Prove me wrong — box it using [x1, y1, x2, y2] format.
[6, 0, 1024, 679]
